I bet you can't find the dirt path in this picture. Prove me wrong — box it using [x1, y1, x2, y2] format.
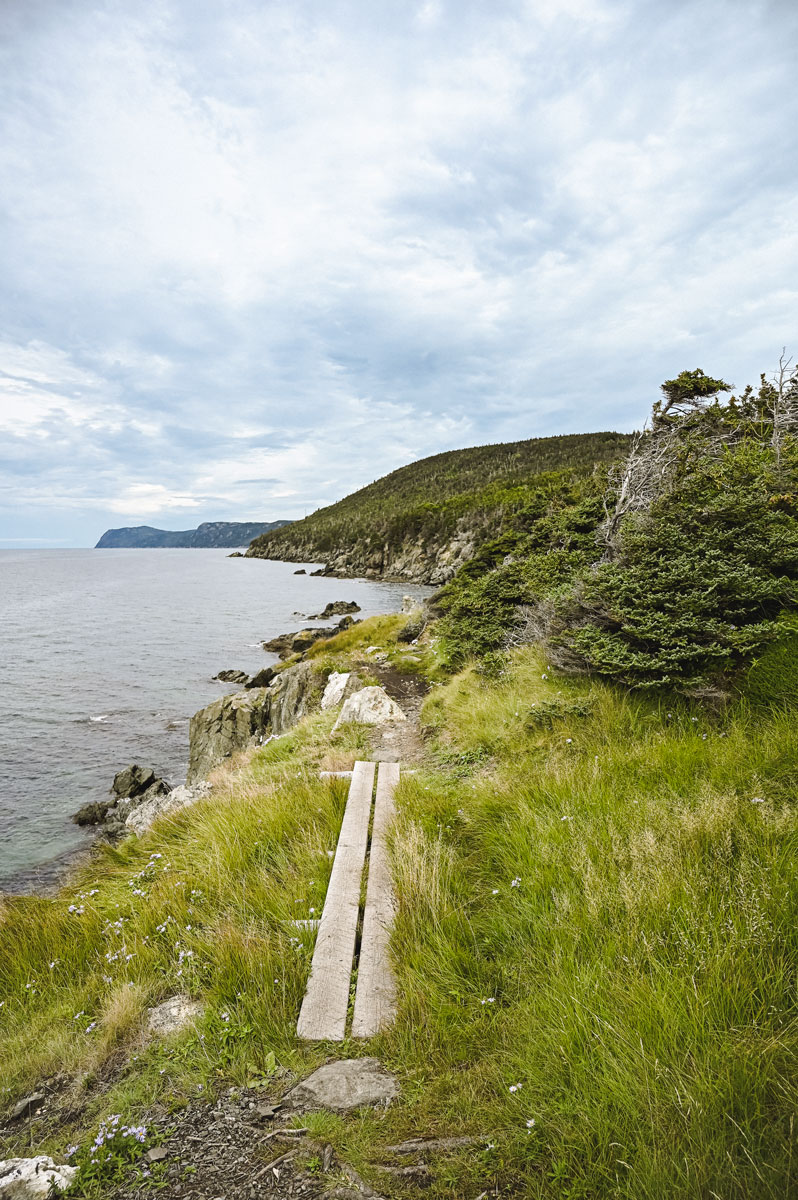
[367, 664, 429, 765]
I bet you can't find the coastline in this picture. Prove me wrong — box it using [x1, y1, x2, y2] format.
[0, 567, 427, 899]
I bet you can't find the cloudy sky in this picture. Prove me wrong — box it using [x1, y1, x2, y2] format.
[1, 0, 796, 546]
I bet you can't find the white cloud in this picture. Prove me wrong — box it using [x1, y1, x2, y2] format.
[0, 0, 796, 543]
[107, 484, 203, 516]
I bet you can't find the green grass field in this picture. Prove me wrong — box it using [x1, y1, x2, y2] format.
[1, 618, 796, 1198]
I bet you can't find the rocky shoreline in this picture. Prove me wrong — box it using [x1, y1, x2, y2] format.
[61, 596, 423, 857]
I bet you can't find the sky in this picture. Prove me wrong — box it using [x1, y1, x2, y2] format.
[1, 0, 796, 547]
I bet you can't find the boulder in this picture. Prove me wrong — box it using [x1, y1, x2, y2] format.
[227, 551, 243, 558]
[187, 689, 271, 783]
[245, 666, 276, 689]
[397, 605, 426, 643]
[333, 687, 407, 730]
[401, 594, 416, 613]
[0, 1157, 77, 1197]
[269, 661, 318, 734]
[146, 995, 204, 1038]
[262, 632, 294, 654]
[290, 628, 333, 654]
[307, 600, 361, 619]
[320, 671, 363, 710]
[72, 799, 113, 826]
[7, 1094, 46, 1122]
[126, 782, 211, 836]
[213, 669, 250, 685]
[286, 1058, 398, 1111]
[293, 568, 306, 574]
[112, 765, 170, 801]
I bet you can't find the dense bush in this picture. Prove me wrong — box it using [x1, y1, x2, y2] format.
[555, 438, 798, 689]
[438, 363, 798, 692]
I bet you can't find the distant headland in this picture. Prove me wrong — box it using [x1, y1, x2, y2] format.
[95, 520, 293, 549]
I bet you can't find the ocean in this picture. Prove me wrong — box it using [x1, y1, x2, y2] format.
[0, 549, 431, 893]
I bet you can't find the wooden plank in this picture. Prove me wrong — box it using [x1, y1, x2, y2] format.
[352, 761, 399, 1038]
[297, 759, 376, 1040]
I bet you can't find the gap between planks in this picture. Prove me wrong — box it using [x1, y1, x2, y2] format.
[352, 761, 399, 1038]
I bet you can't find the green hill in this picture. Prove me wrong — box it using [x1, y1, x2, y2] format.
[246, 432, 631, 583]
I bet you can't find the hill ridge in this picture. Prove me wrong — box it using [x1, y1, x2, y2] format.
[96, 519, 293, 549]
[246, 431, 631, 583]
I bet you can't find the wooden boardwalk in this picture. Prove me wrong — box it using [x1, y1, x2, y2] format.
[297, 760, 399, 1041]
[352, 762, 399, 1037]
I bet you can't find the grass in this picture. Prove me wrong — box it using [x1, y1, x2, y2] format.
[1, 635, 796, 1198]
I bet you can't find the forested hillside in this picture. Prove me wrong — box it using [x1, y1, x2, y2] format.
[246, 432, 631, 583]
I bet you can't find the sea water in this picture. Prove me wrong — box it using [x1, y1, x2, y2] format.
[0, 549, 431, 892]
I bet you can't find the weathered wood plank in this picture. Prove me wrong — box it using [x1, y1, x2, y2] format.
[352, 761, 399, 1038]
[297, 759, 376, 1040]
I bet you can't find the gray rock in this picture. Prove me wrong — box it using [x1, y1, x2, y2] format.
[126, 782, 211, 836]
[72, 800, 113, 826]
[270, 661, 319, 733]
[333, 687, 407, 731]
[187, 689, 272, 782]
[291, 628, 334, 654]
[245, 666, 276, 689]
[0, 1157, 77, 1197]
[307, 600, 361, 619]
[293, 568, 306, 574]
[112, 765, 170, 801]
[286, 1058, 398, 1111]
[262, 632, 294, 655]
[320, 671, 363, 710]
[146, 995, 204, 1038]
[213, 669, 250, 685]
[7, 1093, 45, 1122]
[397, 606, 425, 643]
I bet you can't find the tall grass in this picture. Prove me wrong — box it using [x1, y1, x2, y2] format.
[382, 648, 798, 1197]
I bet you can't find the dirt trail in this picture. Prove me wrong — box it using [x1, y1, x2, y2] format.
[367, 664, 429, 765]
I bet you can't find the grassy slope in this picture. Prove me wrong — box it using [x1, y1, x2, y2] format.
[1, 617, 796, 1197]
[246, 433, 631, 560]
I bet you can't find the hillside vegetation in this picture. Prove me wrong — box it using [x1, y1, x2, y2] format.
[436, 367, 798, 692]
[246, 433, 631, 583]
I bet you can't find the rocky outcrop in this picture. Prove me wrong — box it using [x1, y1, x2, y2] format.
[245, 666, 275, 689]
[269, 661, 320, 733]
[72, 765, 171, 832]
[213, 669, 250, 685]
[187, 689, 272, 783]
[320, 671, 363, 710]
[262, 617, 358, 660]
[187, 660, 323, 781]
[0, 1157, 77, 1197]
[397, 604, 426, 642]
[332, 686, 407, 730]
[307, 600, 361, 619]
[126, 782, 212, 836]
[112, 765, 170, 801]
[250, 517, 480, 584]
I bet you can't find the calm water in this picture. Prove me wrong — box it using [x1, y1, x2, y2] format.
[0, 549, 430, 892]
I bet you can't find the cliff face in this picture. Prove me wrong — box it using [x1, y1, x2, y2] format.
[258, 517, 481, 584]
[96, 520, 293, 549]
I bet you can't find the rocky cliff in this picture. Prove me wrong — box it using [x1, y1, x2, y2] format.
[96, 520, 293, 549]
